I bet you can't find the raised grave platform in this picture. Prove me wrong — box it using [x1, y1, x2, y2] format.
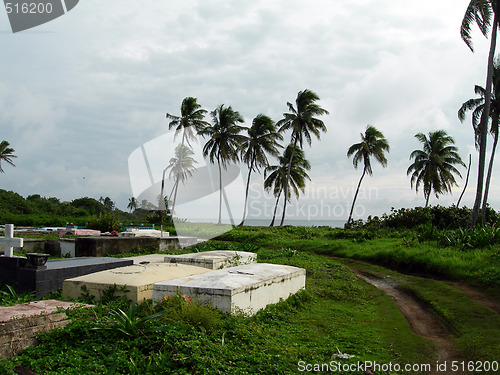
[0, 256, 132, 298]
[62, 263, 211, 303]
[164, 250, 257, 270]
[0, 300, 91, 359]
[60, 236, 197, 257]
[153, 263, 306, 315]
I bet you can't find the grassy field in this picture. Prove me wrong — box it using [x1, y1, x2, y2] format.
[0, 226, 499, 374]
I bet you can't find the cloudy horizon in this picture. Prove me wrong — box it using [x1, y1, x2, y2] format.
[1, 0, 498, 223]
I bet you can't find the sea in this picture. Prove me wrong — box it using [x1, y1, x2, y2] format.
[185, 218, 346, 228]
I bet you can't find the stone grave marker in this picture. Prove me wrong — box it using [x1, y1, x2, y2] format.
[153, 263, 306, 315]
[62, 263, 211, 303]
[0, 224, 23, 257]
[164, 250, 257, 270]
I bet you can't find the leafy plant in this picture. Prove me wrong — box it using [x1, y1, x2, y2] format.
[105, 304, 167, 337]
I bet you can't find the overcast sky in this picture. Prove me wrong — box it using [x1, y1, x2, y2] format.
[1, 0, 498, 223]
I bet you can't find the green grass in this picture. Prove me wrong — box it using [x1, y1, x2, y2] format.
[218, 226, 500, 294]
[0, 242, 434, 374]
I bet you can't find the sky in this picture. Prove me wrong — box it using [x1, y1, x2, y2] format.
[0, 0, 498, 224]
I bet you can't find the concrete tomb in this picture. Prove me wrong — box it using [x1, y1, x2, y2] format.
[0, 256, 132, 298]
[118, 228, 168, 238]
[153, 263, 306, 315]
[164, 250, 257, 270]
[62, 263, 211, 303]
[0, 300, 91, 359]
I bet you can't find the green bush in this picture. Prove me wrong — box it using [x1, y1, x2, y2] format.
[88, 212, 123, 233]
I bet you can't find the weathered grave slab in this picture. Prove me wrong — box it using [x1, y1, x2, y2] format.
[63, 263, 211, 303]
[164, 250, 257, 270]
[119, 228, 168, 238]
[153, 263, 306, 315]
[0, 300, 91, 359]
[0, 257, 132, 298]
[61, 236, 197, 257]
[57, 228, 101, 237]
[124, 254, 169, 264]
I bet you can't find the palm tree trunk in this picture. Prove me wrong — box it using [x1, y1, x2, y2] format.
[270, 189, 282, 227]
[218, 156, 223, 225]
[481, 123, 499, 221]
[457, 154, 471, 208]
[171, 132, 187, 213]
[347, 167, 366, 224]
[239, 160, 254, 226]
[425, 193, 430, 208]
[469, 14, 497, 228]
[280, 138, 298, 226]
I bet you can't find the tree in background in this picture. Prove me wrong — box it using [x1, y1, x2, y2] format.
[264, 145, 311, 227]
[277, 89, 328, 226]
[239, 114, 283, 226]
[0, 141, 16, 173]
[458, 59, 500, 221]
[347, 125, 389, 223]
[461, 0, 500, 226]
[407, 130, 465, 207]
[199, 104, 245, 224]
[127, 197, 138, 213]
[166, 144, 198, 212]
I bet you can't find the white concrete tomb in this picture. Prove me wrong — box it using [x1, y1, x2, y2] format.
[164, 250, 257, 270]
[153, 263, 306, 315]
[62, 263, 210, 303]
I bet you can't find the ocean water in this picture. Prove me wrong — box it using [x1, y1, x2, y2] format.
[185, 218, 346, 228]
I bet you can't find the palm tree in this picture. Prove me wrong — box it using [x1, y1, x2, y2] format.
[407, 131, 465, 207]
[166, 97, 210, 146]
[347, 125, 389, 223]
[458, 59, 500, 221]
[461, 0, 499, 226]
[264, 145, 311, 226]
[0, 141, 16, 173]
[277, 89, 329, 226]
[199, 104, 245, 224]
[165, 144, 198, 212]
[165, 97, 209, 216]
[127, 197, 138, 213]
[239, 114, 283, 226]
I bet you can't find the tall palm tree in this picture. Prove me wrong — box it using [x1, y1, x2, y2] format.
[277, 89, 329, 226]
[461, 0, 499, 226]
[347, 125, 389, 223]
[239, 114, 283, 226]
[0, 141, 16, 173]
[458, 59, 500, 221]
[199, 104, 245, 224]
[165, 97, 209, 216]
[127, 197, 138, 213]
[166, 97, 210, 146]
[264, 145, 311, 226]
[166, 144, 198, 211]
[407, 131, 465, 207]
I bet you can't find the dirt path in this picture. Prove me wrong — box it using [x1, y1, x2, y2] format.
[351, 268, 471, 375]
[450, 282, 500, 315]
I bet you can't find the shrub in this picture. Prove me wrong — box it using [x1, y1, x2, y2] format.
[88, 212, 122, 233]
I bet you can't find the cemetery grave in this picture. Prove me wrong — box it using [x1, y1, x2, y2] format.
[163, 250, 257, 269]
[62, 263, 212, 303]
[0, 300, 91, 359]
[153, 263, 307, 315]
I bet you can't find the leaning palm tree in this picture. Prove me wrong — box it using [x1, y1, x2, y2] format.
[164, 97, 209, 217]
[347, 125, 389, 223]
[199, 104, 245, 224]
[407, 131, 465, 207]
[239, 114, 283, 226]
[166, 144, 198, 212]
[461, 0, 499, 226]
[458, 59, 500, 221]
[277, 89, 329, 226]
[0, 141, 16, 173]
[127, 197, 138, 213]
[264, 145, 311, 226]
